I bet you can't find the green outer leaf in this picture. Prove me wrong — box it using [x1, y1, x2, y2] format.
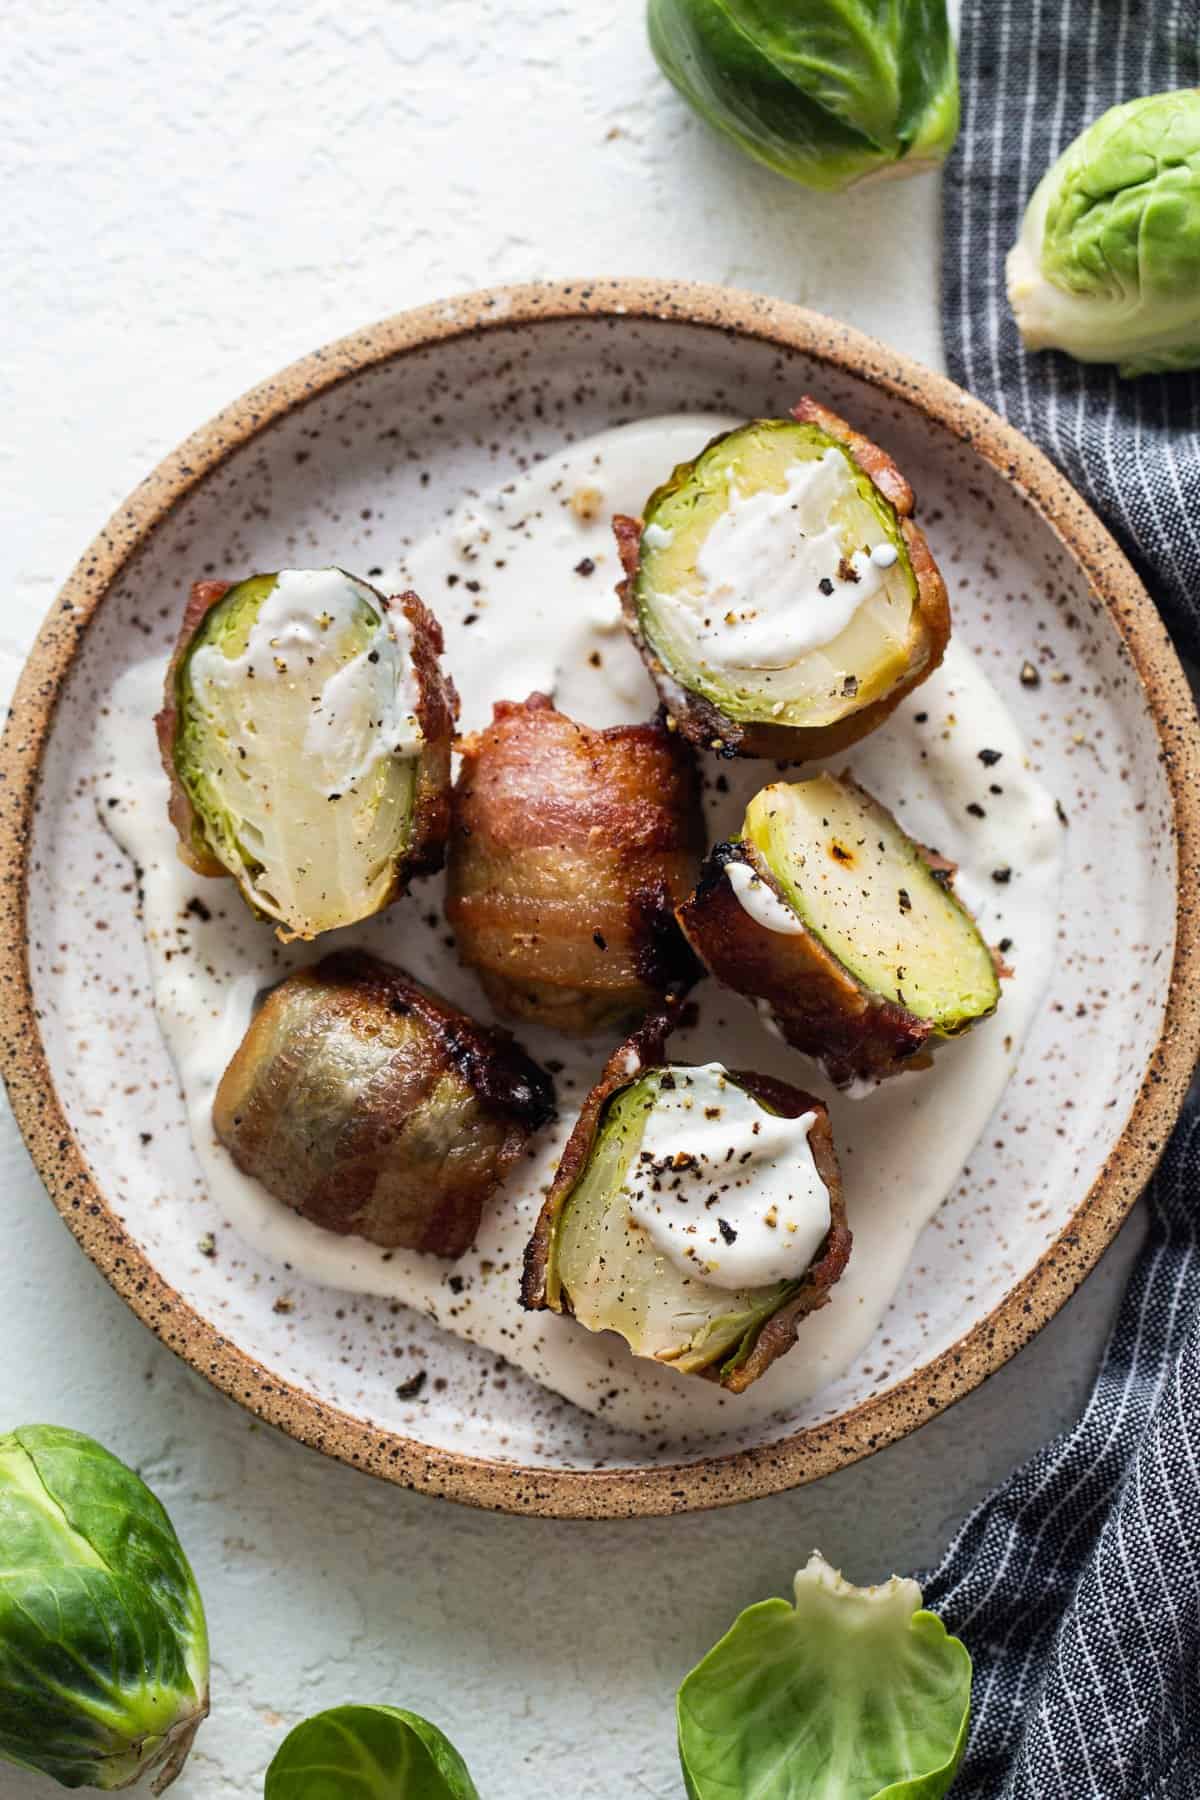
[0, 1426, 208, 1790]
[677, 1553, 971, 1799]
[894, 0, 958, 165]
[265, 1705, 482, 1800]
[647, 0, 957, 192]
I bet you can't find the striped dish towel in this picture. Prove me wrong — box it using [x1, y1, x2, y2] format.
[928, 3, 1200, 1796]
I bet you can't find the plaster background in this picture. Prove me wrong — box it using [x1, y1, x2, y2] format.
[3, 2, 1140, 1794]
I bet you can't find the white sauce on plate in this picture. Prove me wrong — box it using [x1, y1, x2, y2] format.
[100, 414, 1065, 1437]
[725, 859, 807, 935]
[623, 1065, 829, 1289]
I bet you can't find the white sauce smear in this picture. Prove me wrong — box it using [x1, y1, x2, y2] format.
[624, 1065, 829, 1289]
[653, 447, 890, 668]
[100, 414, 1065, 1438]
[725, 859, 808, 935]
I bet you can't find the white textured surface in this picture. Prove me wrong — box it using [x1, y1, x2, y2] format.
[2, 2, 1141, 1796]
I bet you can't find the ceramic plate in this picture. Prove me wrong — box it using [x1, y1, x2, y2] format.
[3, 281, 1198, 1518]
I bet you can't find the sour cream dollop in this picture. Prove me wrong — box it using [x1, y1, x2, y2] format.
[653, 450, 893, 673]
[622, 1064, 831, 1290]
[725, 859, 807, 934]
[187, 568, 424, 800]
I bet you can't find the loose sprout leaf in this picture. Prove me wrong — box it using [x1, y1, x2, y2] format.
[1007, 89, 1200, 377]
[647, 0, 958, 192]
[265, 1705, 481, 1800]
[677, 1552, 971, 1800]
[0, 1426, 208, 1792]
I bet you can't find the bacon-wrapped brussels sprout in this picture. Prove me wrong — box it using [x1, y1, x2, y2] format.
[677, 773, 1001, 1089]
[615, 398, 950, 761]
[156, 568, 458, 940]
[213, 951, 555, 1257]
[445, 694, 704, 1036]
[522, 1016, 849, 1391]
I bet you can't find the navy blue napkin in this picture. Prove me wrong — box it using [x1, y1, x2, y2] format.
[930, 5, 1200, 1795]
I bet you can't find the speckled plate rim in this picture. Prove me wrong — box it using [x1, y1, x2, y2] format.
[3, 279, 1198, 1519]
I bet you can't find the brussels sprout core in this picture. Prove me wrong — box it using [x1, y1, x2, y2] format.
[522, 1017, 849, 1390]
[0, 1426, 208, 1792]
[1008, 90, 1200, 377]
[616, 399, 950, 759]
[677, 773, 1000, 1088]
[157, 569, 456, 939]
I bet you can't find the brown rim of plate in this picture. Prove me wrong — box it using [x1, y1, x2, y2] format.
[2, 279, 1198, 1520]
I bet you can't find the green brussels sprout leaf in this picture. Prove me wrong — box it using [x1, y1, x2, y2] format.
[265, 1705, 481, 1800]
[0, 1425, 209, 1791]
[1008, 89, 1200, 377]
[647, 0, 958, 193]
[677, 1552, 971, 1799]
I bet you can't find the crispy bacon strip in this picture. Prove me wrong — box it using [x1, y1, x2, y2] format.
[445, 694, 704, 1035]
[213, 950, 555, 1257]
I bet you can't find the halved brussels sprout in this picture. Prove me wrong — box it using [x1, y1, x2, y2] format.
[446, 693, 703, 1036]
[0, 1425, 208, 1792]
[214, 950, 555, 1257]
[156, 569, 458, 940]
[615, 398, 949, 760]
[1008, 90, 1200, 377]
[266, 1705, 481, 1800]
[677, 773, 1000, 1088]
[522, 1015, 849, 1391]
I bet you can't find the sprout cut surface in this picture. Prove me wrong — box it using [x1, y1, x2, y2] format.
[747, 775, 999, 1031]
[636, 421, 917, 733]
[166, 568, 451, 938]
[552, 1072, 802, 1378]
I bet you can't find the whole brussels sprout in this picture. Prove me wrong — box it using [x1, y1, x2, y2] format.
[647, 0, 959, 193]
[0, 1426, 208, 1791]
[1008, 90, 1200, 377]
